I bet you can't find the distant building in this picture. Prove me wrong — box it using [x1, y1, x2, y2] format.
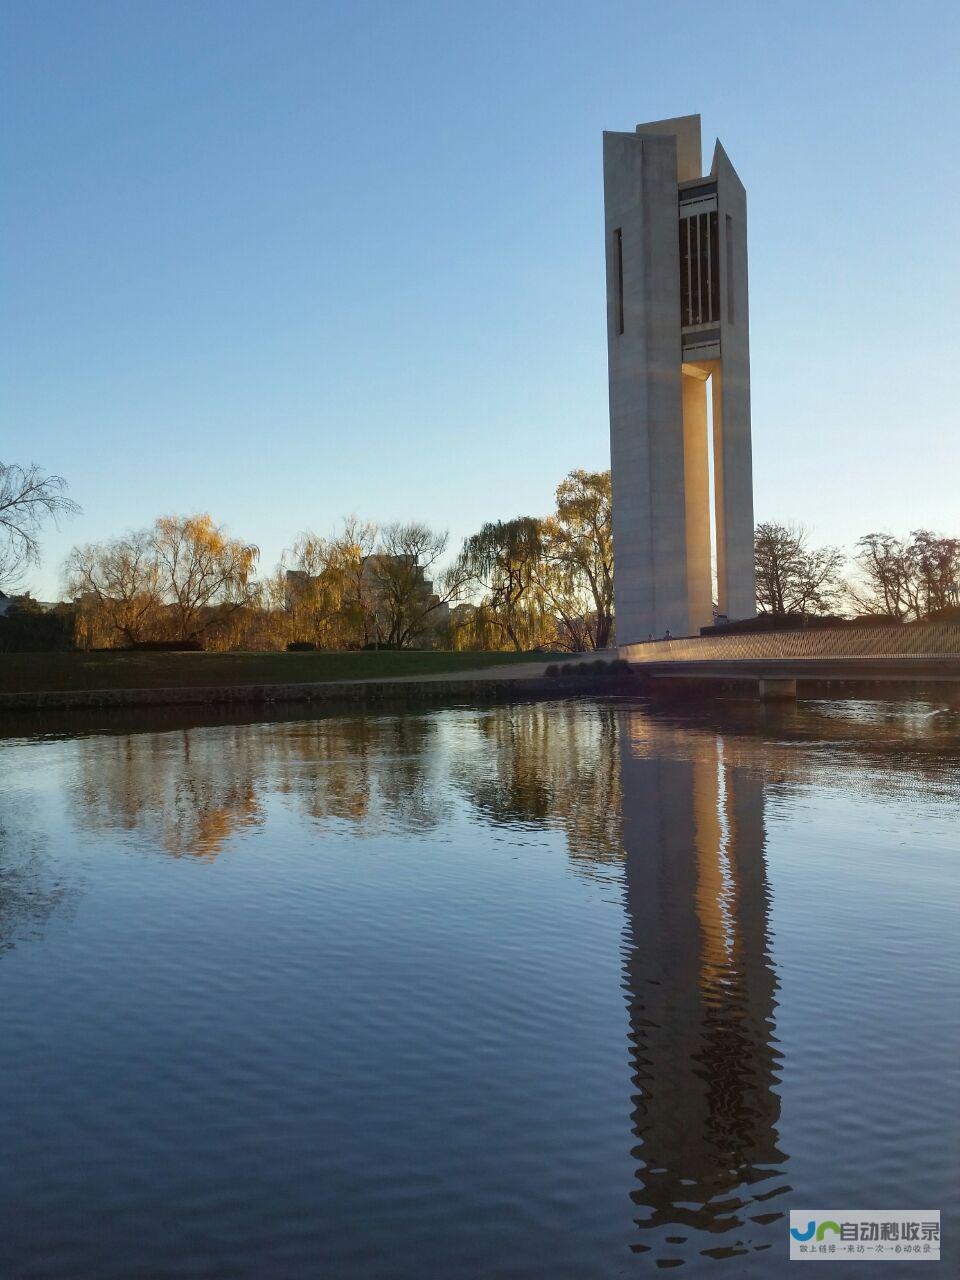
[0, 591, 59, 617]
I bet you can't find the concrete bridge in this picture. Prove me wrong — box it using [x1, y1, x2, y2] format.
[620, 621, 960, 699]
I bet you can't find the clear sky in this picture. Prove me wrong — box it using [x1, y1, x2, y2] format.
[2, 0, 958, 599]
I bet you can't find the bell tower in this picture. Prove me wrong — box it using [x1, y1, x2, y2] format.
[603, 114, 756, 642]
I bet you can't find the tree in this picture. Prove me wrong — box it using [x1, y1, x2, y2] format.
[538, 469, 614, 650]
[0, 462, 79, 589]
[754, 522, 845, 616]
[285, 533, 348, 648]
[908, 529, 960, 617]
[329, 516, 379, 646]
[849, 532, 915, 619]
[0, 598, 77, 653]
[454, 517, 546, 650]
[849, 529, 960, 620]
[151, 514, 259, 640]
[367, 522, 453, 648]
[66, 531, 162, 646]
[285, 517, 379, 648]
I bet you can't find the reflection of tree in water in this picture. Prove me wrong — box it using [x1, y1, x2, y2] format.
[450, 702, 623, 873]
[0, 809, 76, 955]
[271, 713, 451, 834]
[69, 713, 451, 858]
[71, 727, 265, 860]
[61, 696, 960, 867]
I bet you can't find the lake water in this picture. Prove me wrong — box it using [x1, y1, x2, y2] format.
[1, 696, 958, 1277]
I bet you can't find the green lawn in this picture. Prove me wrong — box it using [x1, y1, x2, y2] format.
[0, 649, 564, 695]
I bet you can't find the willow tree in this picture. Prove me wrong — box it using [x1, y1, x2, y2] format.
[454, 516, 547, 650]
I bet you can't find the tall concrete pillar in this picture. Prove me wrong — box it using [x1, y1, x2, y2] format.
[712, 143, 756, 620]
[604, 115, 757, 644]
[681, 370, 713, 634]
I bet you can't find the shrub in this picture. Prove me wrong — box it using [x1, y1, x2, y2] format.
[286, 641, 319, 651]
[0, 602, 77, 653]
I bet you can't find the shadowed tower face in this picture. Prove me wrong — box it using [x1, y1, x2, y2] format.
[603, 114, 756, 642]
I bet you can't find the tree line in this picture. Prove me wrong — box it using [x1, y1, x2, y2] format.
[2, 458, 958, 653]
[54, 468, 614, 652]
[755, 522, 960, 622]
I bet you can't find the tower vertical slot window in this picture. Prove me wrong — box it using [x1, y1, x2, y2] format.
[725, 214, 734, 323]
[615, 228, 624, 334]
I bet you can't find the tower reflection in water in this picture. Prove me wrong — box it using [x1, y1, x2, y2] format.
[620, 712, 788, 1264]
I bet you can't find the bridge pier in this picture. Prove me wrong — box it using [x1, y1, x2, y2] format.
[758, 678, 797, 701]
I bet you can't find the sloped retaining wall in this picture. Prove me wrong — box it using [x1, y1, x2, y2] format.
[620, 622, 960, 665]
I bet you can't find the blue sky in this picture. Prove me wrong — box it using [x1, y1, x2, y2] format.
[2, 0, 958, 598]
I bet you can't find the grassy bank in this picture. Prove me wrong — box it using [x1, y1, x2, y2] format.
[0, 649, 564, 695]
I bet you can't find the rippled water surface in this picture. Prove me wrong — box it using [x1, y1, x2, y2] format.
[1, 696, 958, 1277]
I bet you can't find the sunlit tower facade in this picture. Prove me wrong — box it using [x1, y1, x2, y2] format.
[603, 114, 756, 642]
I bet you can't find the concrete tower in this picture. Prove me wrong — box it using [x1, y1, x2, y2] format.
[603, 114, 756, 643]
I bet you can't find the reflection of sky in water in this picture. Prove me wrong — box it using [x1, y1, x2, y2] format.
[0, 697, 957, 1277]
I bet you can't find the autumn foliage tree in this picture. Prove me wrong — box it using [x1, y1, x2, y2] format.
[66, 530, 162, 645]
[152, 514, 259, 640]
[67, 514, 258, 646]
[453, 471, 614, 652]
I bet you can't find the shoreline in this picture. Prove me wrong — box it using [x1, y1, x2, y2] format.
[0, 672, 618, 713]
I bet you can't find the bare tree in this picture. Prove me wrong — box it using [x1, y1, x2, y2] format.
[849, 529, 960, 620]
[848, 532, 916, 619]
[754, 522, 845, 616]
[908, 529, 960, 617]
[368, 522, 452, 648]
[0, 462, 79, 589]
